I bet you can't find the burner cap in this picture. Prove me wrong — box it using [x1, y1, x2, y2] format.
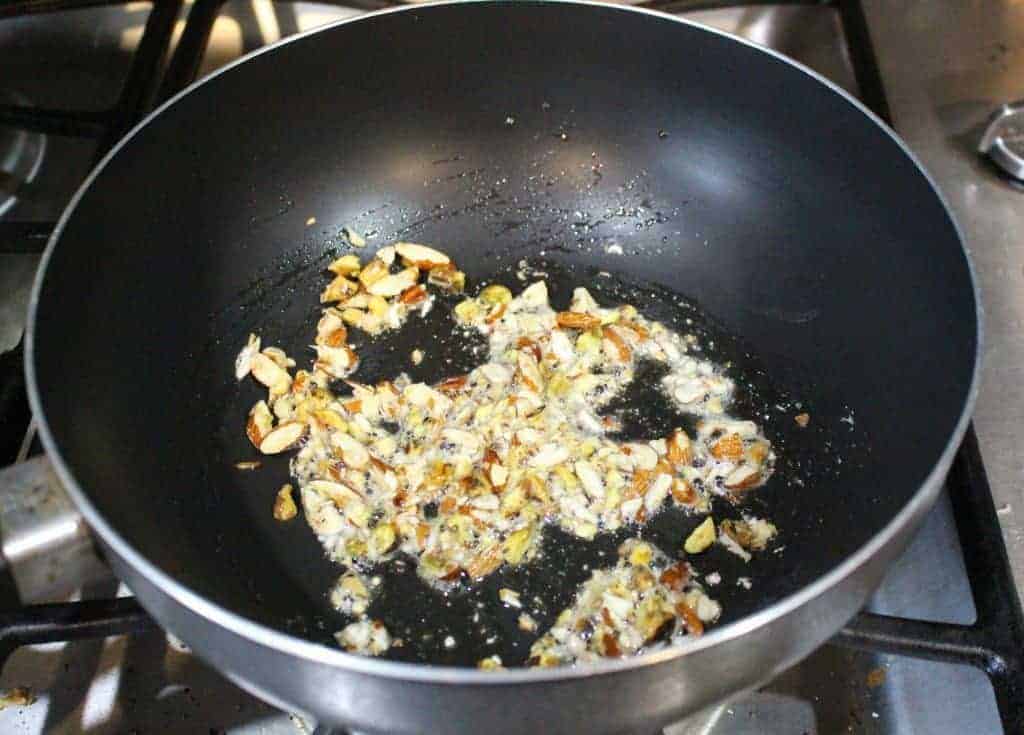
[979, 101, 1024, 182]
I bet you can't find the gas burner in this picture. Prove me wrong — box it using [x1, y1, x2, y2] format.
[979, 101, 1024, 182]
[0, 91, 45, 219]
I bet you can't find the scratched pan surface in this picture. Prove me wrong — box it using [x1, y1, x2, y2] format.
[30, 1, 975, 670]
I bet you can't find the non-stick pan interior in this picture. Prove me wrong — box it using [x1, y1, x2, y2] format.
[31, 2, 976, 665]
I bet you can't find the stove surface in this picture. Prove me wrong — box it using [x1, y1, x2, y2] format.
[0, 1, 1018, 733]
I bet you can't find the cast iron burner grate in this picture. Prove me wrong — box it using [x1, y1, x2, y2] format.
[0, 0, 1020, 732]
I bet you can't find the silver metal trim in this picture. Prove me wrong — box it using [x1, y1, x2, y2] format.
[978, 101, 1024, 181]
[24, 0, 983, 688]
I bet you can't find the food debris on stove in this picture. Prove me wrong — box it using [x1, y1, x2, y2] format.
[234, 242, 780, 664]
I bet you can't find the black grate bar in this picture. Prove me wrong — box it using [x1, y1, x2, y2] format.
[0, 597, 156, 671]
[94, 0, 184, 160]
[0, 105, 107, 138]
[836, 427, 1024, 732]
[0, 0, 119, 18]
[837, 613, 1001, 672]
[947, 428, 1024, 730]
[0, 222, 53, 254]
[835, 0, 892, 125]
[157, 0, 225, 103]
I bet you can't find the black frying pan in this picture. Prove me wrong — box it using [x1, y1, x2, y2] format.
[26, 2, 978, 730]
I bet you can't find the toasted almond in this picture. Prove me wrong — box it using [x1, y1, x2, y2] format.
[261, 346, 294, 369]
[602, 326, 631, 362]
[676, 602, 704, 636]
[395, 242, 450, 268]
[273, 484, 298, 521]
[427, 264, 465, 293]
[327, 254, 361, 276]
[556, 311, 602, 330]
[671, 478, 696, 504]
[574, 460, 604, 499]
[332, 431, 370, 469]
[516, 351, 543, 393]
[316, 310, 345, 342]
[436, 374, 469, 393]
[367, 267, 418, 297]
[466, 544, 503, 579]
[358, 258, 390, 289]
[246, 400, 274, 447]
[724, 465, 761, 490]
[312, 409, 346, 429]
[343, 227, 366, 248]
[235, 333, 261, 380]
[321, 274, 357, 303]
[531, 443, 569, 468]
[684, 517, 716, 554]
[315, 344, 358, 378]
[399, 284, 427, 304]
[259, 421, 307, 454]
[235, 461, 261, 471]
[625, 443, 658, 470]
[667, 430, 693, 467]
[250, 353, 292, 395]
[375, 245, 396, 267]
[324, 326, 350, 348]
[710, 433, 744, 461]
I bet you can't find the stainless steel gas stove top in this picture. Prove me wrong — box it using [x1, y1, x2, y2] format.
[0, 2, 1021, 733]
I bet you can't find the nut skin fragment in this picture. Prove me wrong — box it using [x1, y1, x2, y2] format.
[274, 484, 298, 521]
[684, 517, 716, 554]
[556, 311, 602, 330]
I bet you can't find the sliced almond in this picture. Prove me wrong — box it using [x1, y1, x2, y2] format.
[667, 430, 693, 466]
[531, 443, 569, 468]
[602, 326, 631, 362]
[315, 344, 358, 378]
[250, 353, 292, 395]
[395, 242, 450, 268]
[358, 258, 390, 289]
[625, 443, 658, 470]
[246, 400, 274, 448]
[332, 432, 370, 469]
[710, 433, 744, 461]
[516, 351, 543, 393]
[273, 484, 298, 521]
[367, 267, 418, 297]
[427, 264, 465, 293]
[259, 421, 307, 454]
[574, 460, 604, 499]
[556, 311, 602, 330]
[399, 284, 428, 304]
[327, 254, 361, 276]
[261, 346, 294, 369]
[321, 274, 357, 303]
[724, 464, 761, 490]
[235, 333, 261, 380]
[375, 245, 396, 267]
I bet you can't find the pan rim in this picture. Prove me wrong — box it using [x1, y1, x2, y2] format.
[24, 0, 983, 686]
